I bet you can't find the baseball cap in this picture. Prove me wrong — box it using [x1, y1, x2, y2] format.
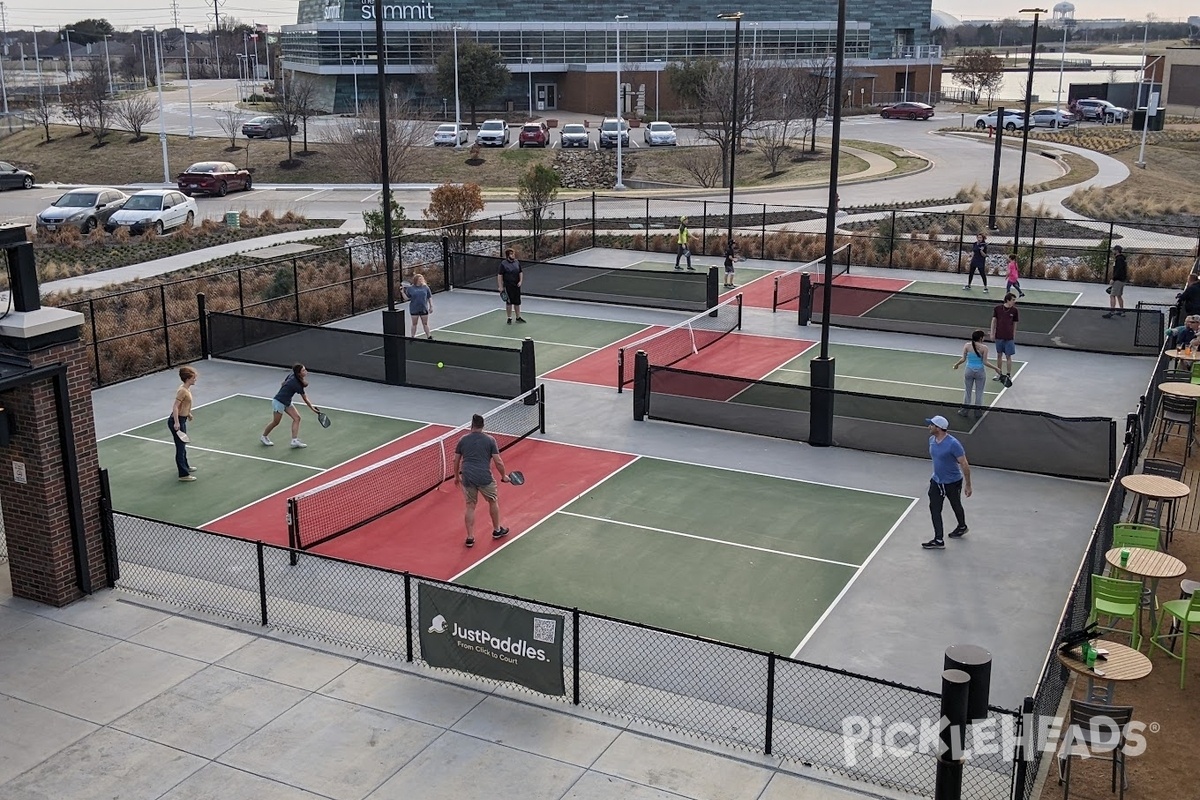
[925, 415, 950, 430]
[680, 215, 687, 222]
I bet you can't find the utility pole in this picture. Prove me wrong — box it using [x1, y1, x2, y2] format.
[153, 28, 169, 183]
[212, 0, 222, 79]
[0, 2, 9, 114]
[170, 0, 181, 30]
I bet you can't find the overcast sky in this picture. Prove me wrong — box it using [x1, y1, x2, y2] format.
[2, 2, 1194, 33]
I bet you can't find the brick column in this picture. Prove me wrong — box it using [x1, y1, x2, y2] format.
[0, 307, 107, 605]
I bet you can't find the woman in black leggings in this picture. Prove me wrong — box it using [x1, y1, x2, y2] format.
[964, 232, 989, 292]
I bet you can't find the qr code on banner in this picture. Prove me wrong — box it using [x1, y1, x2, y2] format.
[532, 617, 557, 644]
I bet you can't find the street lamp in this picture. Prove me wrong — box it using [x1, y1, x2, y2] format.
[350, 55, 362, 116]
[526, 56, 534, 119]
[151, 27, 169, 184]
[183, 27, 195, 138]
[452, 27, 462, 149]
[63, 28, 75, 81]
[1013, 8, 1048, 254]
[1054, 16, 1075, 123]
[614, 14, 628, 190]
[1136, 53, 1163, 168]
[102, 34, 114, 97]
[717, 11, 744, 250]
[653, 58, 663, 120]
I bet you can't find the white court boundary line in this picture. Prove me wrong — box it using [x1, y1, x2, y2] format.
[790, 496, 921, 658]
[117, 433, 326, 471]
[558, 511, 861, 569]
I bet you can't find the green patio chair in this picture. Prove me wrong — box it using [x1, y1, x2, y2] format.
[1150, 593, 1200, 688]
[1088, 574, 1143, 651]
[1109, 523, 1161, 581]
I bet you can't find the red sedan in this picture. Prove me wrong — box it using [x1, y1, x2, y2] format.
[879, 102, 935, 120]
[177, 162, 252, 197]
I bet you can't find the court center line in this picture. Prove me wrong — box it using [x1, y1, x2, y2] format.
[97, 392, 243, 442]
[790, 496, 921, 658]
[772, 367, 966, 394]
[558, 511, 862, 568]
[449, 456, 644, 582]
[118, 433, 327, 470]
[434, 330, 594, 349]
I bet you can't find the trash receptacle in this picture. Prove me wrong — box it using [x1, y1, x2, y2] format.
[1133, 109, 1164, 132]
[225, 211, 240, 229]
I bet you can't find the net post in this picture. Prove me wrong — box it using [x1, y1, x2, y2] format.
[707, 266, 718, 316]
[772, 276, 780, 313]
[537, 384, 546, 433]
[798, 273, 813, 326]
[441, 236, 452, 290]
[382, 309, 406, 386]
[287, 498, 299, 567]
[520, 337, 536, 396]
[735, 293, 743, 330]
[633, 350, 650, 421]
[197, 293, 210, 359]
[617, 348, 625, 394]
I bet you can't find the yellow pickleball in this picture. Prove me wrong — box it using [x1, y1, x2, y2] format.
[437, 362, 444, 368]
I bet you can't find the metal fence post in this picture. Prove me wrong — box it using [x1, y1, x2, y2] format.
[760, 203, 767, 259]
[256, 541, 268, 625]
[591, 192, 597, 248]
[499, 215, 505, 253]
[237, 268, 245, 315]
[293, 257, 301, 322]
[1029, 216, 1039, 277]
[1011, 696, 1034, 800]
[957, 213, 966, 273]
[764, 652, 776, 755]
[159, 285, 171, 367]
[644, 197, 650, 251]
[888, 209, 897, 269]
[89, 298, 101, 384]
[1105, 222, 1115, 282]
[197, 293, 209, 359]
[442, 236, 452, 290]
[572, 608, 580, 705]
[405, 573, 414, 662]
[702, 200, 709, 254]
[346, 245, 356, 314]
[562, 200, 568, 256]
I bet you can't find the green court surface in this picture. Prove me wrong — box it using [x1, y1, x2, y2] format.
[903, 280, 1080, 306]
[433, 310, 649, 372]
[457, 457, 914, 654]
[766, 343, 1022, 405]
[99, 395, 424, 527]
[866, 294, 1066, 334]
[629, 259, 774, 281]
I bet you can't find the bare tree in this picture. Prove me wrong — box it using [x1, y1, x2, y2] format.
[677, 147, 723, 188]
[215, 108, 243, 150]
[282, 73, 320, 155]
[30, 97, 53, 143]
[75, 61, 114, 146]
[690, 58, 789, 187]
[115, 93, 158, 141]
[755, 85, 806, 176]
[61, 81, 88, 135]
[325, 99, 429, 183]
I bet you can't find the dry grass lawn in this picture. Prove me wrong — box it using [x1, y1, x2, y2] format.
[1064, 136, 1200, 223]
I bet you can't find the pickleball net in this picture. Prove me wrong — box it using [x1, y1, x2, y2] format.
[772, 243, 851, 312]
[617, 294, 742, 392]
[287, 385, 545, 551]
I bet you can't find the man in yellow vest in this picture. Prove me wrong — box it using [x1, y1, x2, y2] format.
[674, 216, 694, 271]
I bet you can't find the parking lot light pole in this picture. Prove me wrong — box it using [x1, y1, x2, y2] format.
[453, 27, 463, 149]
[614, 14, 628, 190]
[102, 34, 114, 97]
[1013, 8, 1047, 253]
[351, 55, 361, 116]
[64, 28, 75, 81]
[717, 11, 744, 250]
[152, 28, 169, 184]
[183, 27, 195, 138]
[653, 58, 662, 120]
[526, 56, 534, 119]
[1054, 16, 1074, 123]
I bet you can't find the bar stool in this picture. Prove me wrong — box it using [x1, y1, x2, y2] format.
[1167, 580, 1199, 650]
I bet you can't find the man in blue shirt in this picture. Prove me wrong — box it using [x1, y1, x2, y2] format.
[923, 415, 972, 550]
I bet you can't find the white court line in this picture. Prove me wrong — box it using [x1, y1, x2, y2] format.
[201, 422, 445, 527]
[118, 433, 326, 470]
[772, 367, 964, 394]
[450, 456, 644, 582]
[790, 496, 921, 658]
[96, 391, 243, 442]
[559, 511, 861, 569]
[546, 325, 658, 377]
[436, 330, 593, 349]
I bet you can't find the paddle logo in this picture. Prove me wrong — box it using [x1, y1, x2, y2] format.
[419, 583, 565, 696]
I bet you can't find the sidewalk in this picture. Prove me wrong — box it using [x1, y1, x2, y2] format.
[0, 578, 899, 800]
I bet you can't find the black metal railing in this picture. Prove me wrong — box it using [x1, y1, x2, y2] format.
[111, 510, 1019, 799]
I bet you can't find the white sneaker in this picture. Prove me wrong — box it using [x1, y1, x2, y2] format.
[963, 285, 970, 290]
[260, 435, 274, 446]
[983, 287, 989, 293]
[290, 439, 307, 448]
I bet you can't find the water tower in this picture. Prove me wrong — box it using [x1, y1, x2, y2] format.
[1052, 2, 1076, 30]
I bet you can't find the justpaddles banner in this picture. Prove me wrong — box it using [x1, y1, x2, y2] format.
[418, 583, 566, 697]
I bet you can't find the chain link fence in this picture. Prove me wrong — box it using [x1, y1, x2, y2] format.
[111, 511, 1020, 799]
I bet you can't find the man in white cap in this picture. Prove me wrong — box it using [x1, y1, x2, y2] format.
[923, 415, 971, 550]
[674, 216, 694, 271]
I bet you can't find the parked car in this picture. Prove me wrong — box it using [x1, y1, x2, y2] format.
[0, 161, 34, 190]
[432, 122, 468, 146]
[1028, 108, 1076, 128]
[643, 121, 678, 146]
[475, 119, 510, 147]
[1071, 98, 1130, 123]
[974, 110, 1027, 131]
[104, 190, 197, 235]
[598, 118, 630, 148]
[36, 188, 129, 233]
[241, 116, 297, 139]
[177, 162, 252, 196]
[879, 101, 934, 120]
[518, 121, 550, 148]
[560, 123, 590, 148]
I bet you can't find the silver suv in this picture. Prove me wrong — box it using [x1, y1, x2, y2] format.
[475, 119, 510, 147]
[1071, 98, 1130, 123]
[598, 118, 630, 148]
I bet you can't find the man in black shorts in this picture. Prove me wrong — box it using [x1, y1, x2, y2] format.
[497, 248, 526, 324]
[1103, 245, 1127, 318]
[453, 414, 511, 547]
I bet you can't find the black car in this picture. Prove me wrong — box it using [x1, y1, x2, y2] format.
[0, 161, 34, 190]
[241, 116, 298, 139]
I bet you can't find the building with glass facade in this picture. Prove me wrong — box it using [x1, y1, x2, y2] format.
[281, 0, 941, 115]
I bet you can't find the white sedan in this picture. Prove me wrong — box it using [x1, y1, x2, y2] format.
[974, 110, 1028, 131]
[644, 121, 678, 146]
[432, 122, 469, 146]
[1029, 109, 1076, 128]
[104, 189, 197, 235]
